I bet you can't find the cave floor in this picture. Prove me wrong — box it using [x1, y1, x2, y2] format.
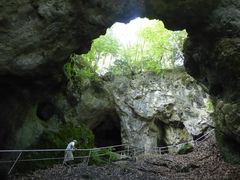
[11, 136, 240, 180]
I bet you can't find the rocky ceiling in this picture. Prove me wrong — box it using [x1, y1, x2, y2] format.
[0, 0, 239, 163]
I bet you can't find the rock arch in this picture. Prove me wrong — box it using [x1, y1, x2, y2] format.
[0, 0, 239, 163]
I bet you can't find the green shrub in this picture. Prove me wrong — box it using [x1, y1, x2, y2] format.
[206, 99, 214, 112]
[177, 143, 193, 155]
[89, 148, 119, 165]
[64, 54, 99, 94]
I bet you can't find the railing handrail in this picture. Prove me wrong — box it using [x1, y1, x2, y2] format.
[0, 129, 214, 154]
[130, 129, 215, 151]
[0, 144, 129, 153]
[0, 129, 214, 175]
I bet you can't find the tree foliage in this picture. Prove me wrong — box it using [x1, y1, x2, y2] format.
[106, 19, 187, 75]
[64, 54, 98, 95]
[64, 18, 187, 82]
[137, 21, 185, 69]
[82, 30, 120, 74]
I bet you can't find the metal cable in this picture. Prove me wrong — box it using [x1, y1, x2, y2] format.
[0, 129, 214, 164]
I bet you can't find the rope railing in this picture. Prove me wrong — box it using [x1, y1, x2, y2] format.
[0, 129, 215, 175]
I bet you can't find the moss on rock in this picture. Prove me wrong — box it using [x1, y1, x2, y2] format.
[177, 143, 194, 155]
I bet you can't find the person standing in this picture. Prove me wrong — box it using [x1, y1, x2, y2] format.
[63, 140, 77, 166]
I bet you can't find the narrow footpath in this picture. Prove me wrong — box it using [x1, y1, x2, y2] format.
[11, 135, 240, 180]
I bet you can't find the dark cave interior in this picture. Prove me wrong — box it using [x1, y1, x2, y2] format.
[92, 112, 122, 147]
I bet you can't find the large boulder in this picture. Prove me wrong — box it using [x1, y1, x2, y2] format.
[104, 71, 214, 151]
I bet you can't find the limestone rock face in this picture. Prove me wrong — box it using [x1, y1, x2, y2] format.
[104, 71, 214, 151]
[16, 71, 212, 151]
[62, 85, 115, 129]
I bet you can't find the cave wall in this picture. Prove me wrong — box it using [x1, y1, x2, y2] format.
[144, 0, 240, 163]
[176, 1, 240, 163]
[0, 0, 144, 77]
[0, 0, 144, 149]
[0, 0, 239, 163]
[0, 76, 64, 149]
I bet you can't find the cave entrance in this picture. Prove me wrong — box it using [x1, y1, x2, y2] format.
[64, 17, 187, 147]
[95, 17, 187, 75]
[92, 111, 122, 147]
[64, 17, 187, 78]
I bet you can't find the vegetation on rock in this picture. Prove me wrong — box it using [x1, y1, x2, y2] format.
[89, 148, 119, 166]
[177, 143, 194, 155]
[206, 99, 214, 112]
[64, 54, 100, 96]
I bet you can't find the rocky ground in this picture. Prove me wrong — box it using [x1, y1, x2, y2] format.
[11, 136, 240, 180]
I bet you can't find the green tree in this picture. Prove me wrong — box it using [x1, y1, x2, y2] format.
[84, 30, 120, 74]
[64, 19, 187, 81]
[137, 20, 187, 69]
[108, 20, 187, 75]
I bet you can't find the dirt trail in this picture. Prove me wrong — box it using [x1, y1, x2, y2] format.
[11, 136, 240, 180]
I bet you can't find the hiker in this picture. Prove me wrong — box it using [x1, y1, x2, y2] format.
[63, 140, 77, 166]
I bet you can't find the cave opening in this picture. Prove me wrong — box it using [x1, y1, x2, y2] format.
[155, 120, 168, 147]
[64, 17, 217, 151]
[36, 101, 55, 121]
[64, 17, 187, 79]
[92, 111, 122, 147]
[63, 17, 197, 149]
